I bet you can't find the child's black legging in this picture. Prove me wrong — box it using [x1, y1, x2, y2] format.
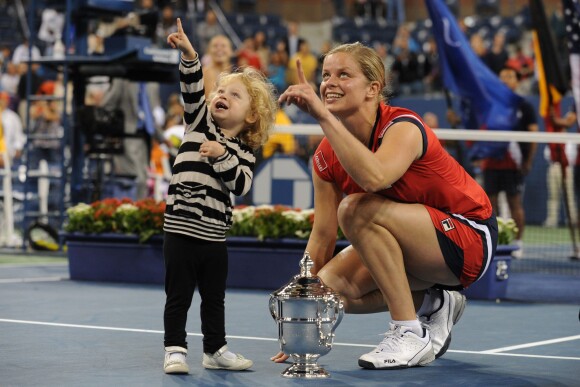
[163, 231, 228, 354]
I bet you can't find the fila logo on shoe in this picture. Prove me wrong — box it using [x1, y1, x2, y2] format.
[383, 359, 396, 364]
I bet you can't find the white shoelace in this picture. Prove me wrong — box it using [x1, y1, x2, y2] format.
[375, 324, 409, 352]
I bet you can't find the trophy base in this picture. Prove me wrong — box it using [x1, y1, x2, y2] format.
[281, 363, 330, 378]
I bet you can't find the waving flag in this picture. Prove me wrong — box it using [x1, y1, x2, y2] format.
[564, 0, 580, 128]
[425, 0, 523, 159]
[530, 0, 570, 165]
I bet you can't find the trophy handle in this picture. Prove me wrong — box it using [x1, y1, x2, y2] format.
[331, 298, 344, 331]
[269, 296, 278, 320]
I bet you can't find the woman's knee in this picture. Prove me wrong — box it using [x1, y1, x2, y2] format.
[337, 194, 394, 236]
[337, 194, 373, 233]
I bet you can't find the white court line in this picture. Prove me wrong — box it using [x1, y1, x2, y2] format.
[480, 335, 580, 354]
[0, 263, 68, 269]
[0, 318, 579, 361]
[0, 276, 66, 283]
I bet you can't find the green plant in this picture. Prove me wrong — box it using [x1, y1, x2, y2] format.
[497, 217, 518, 245]
[228, 205, 318, 240]
[229, 207, 515, 245]
[64, 198, 166, 242]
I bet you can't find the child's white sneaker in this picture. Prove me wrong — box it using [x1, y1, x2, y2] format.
[164, 346, 189, 374]
[202, 345, 253, 371]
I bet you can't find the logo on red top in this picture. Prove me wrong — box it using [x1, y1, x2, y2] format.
[314, 151, 328, 172]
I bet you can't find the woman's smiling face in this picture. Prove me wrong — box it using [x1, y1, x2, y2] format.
[320, 52, 372, 116]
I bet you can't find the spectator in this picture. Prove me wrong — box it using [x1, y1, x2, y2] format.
[286, 40, 317, 86]
[267, 51, 287, 95]
[422, 37, 442, 95]
[391, 41, 423, 96]
[134, 0, 159, 40]
[16, 63, 45, 119]
[37, 8, 65, 55]
[483, 31, 509, 74]
[28, 81, 63, 166]
[195, 9, 224, 57]
[470, 33, 488, 61]
[505, 44, 534, 94]
[164, 93, 184, 129]
[236, 37, 262, 71]
[254, 30, 270, 72]
[392, 23, 420, 55]
[202, 35, 234, 100]
[544, 107, 578, 228]
[262, 108, 296, 160]
[284, 21, 304, 59]
[0, 91, 24, 167]
[1, 61, 20, 98]
[155, 5, 178, 48]
[11, 39, 41, 65]
[273, 39, 289, 67]
[373, 41, 394, 75]
[0, 45, 11, 73]
[99, 79, 163, 199]
[422, 111, 439, 132]
[480, 67, 538, 259]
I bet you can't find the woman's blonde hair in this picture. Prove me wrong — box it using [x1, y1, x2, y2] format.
[215, 67, 278, 150]
[324, 42, 388, 102]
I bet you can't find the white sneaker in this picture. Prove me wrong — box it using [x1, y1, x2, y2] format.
[164, 346, 189, 374]
[419, 289, 466, 358]
[202, 345, 253, 371]
[358, 323, 435, 369]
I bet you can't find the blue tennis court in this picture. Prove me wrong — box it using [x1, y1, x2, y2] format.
[0, 261, 579, 387]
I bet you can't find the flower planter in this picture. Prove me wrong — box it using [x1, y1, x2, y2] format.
[65, 232, 516, 300]
[226, 237, 350, 289]
[64, 233, 349, 289]
[66, 233, 165, 284]
[462, 245, 518, 300]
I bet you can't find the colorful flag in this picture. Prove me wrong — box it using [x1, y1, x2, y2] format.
[530, 0, 569, 165]
[563, 0, 580, 128]
[425, 0, 523, 159]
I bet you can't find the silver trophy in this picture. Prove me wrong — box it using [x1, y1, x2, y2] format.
[269, 251, 344, 378]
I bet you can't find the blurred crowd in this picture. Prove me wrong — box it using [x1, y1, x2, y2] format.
[0, 0, 574, 202]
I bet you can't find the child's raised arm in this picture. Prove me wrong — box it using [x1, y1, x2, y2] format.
[167, 18, 196, 61]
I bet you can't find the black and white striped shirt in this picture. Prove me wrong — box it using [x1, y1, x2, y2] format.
[163, 56, 255, 241]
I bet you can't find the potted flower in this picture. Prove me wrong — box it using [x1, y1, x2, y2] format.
[225, 205, 349, 289]
[63, 198, 167, 284]
[64, 197, 165, 243]
[62, 198, 518, 295]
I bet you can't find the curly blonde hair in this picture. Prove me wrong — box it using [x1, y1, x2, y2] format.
[215, 67, 278, 150]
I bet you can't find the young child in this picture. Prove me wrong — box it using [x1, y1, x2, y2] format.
[163, 18, 277, 374]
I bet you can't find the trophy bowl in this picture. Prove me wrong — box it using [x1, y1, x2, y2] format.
[269, 252, 344, 378]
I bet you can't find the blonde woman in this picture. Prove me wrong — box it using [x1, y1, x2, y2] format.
[273, 42, 497, 369]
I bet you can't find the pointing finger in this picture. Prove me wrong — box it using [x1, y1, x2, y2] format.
[176, 18, 183, 34]
[296, 59, 307, 85]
